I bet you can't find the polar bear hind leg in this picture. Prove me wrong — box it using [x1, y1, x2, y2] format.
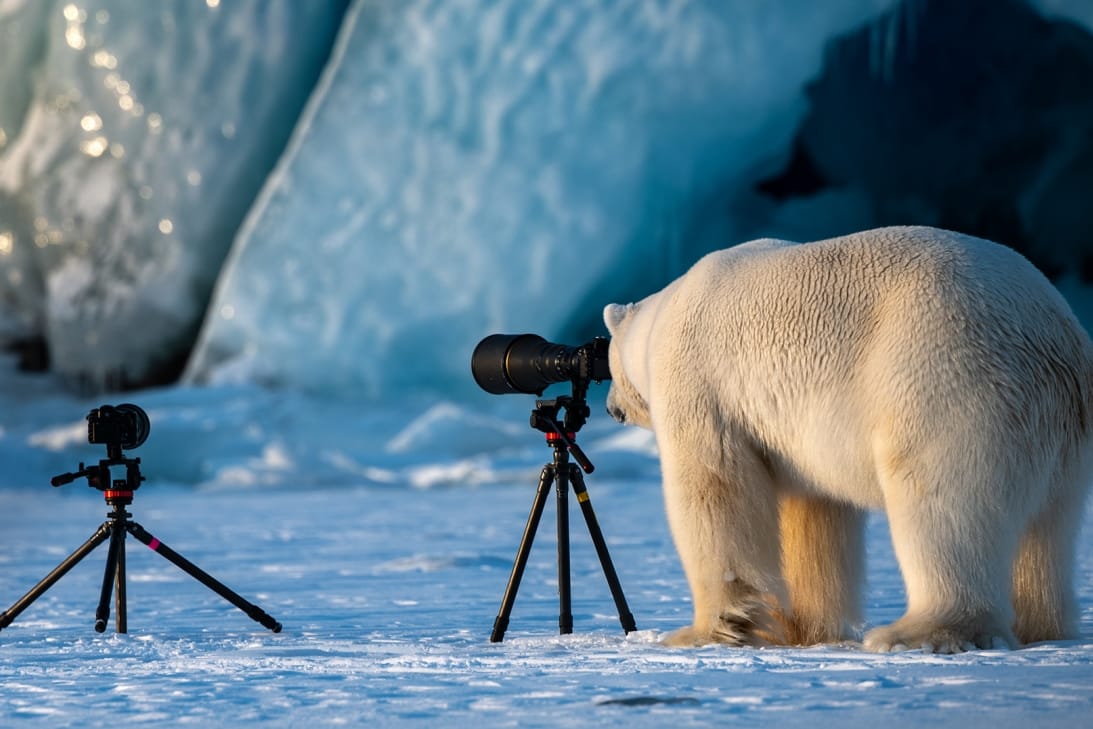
[778, 494, 865, 645]
[1011, 465, 1088, 643]
[865, 447, 1020, 653]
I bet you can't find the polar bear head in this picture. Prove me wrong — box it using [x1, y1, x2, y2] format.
[603, 302, 652, 429]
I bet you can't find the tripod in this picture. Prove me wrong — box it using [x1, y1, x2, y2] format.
[490, 389, 636, 642]
[0, 432, 282, 635]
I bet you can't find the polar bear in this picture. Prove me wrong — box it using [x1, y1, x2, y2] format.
[603, 226, 1093, 653]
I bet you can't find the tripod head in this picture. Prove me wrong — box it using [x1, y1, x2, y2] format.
[51, 404, 149, 505]
[531, 384, 595, 474]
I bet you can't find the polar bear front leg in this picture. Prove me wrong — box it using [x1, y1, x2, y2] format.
[657, 436, 786, 647]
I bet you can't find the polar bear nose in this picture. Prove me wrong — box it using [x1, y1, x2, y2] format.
[607, 405, 626, 424]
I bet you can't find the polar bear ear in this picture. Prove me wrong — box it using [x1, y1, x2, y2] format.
[603, 303, 633, 334]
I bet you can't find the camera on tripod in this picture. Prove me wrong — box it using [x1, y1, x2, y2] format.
[469, 331, 635, 641]
[2, 402, 282, 635]
[87, 403, 150, 451]
[471, 333, 611, 396]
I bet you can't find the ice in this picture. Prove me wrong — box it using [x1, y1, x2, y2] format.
[0, 0, 347, 386]
[3, 1, 1093, 399]
[1033, 0, 1093, 28]
[183, 0, 899, 398]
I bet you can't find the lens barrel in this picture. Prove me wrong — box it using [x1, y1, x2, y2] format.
[470, 333, 581, 395]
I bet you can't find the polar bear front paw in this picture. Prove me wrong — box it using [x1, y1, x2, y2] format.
[864, 616, 1015, 653]
[661, 603, 781, 648]
[661, 625, 714, 647]
[660, 621, 762, 647]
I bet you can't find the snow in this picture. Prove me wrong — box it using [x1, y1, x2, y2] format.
[2, 359, 1092, 728]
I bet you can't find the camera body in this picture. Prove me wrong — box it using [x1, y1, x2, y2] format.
[471, 334, 611, 396]
[87, 404, 150, 451]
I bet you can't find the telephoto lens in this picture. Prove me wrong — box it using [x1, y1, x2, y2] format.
[471, 333, 610, 395]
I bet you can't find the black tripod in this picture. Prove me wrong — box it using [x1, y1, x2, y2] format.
[0, 407, 281, 635]
[490, 389, 636, 642]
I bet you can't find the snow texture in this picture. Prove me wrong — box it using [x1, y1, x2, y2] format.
[1, 359, 1091, 728]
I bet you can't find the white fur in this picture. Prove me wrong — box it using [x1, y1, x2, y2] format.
[604, 226, 1093, 653]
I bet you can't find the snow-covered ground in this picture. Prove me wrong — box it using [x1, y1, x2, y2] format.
[1, 359, 1091, 728]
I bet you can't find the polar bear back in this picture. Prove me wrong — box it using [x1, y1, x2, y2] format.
[640, 226, 1093, 509]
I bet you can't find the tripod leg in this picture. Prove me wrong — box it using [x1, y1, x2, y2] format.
[115, 530, 127, 634]
[490, 464, 554, 642]
[0, 523, 112, 631]
[126, 522, 282, 633]
[95, 522, 126, 633]
[570, 465, 637, 634]
[556, 464, 572, 635]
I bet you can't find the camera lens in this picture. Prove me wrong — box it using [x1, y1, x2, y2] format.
[115, 403, 150, 450]
[472, 333, 611, 395]
[87, 403, 150, 450]
[471, 334, 576, 395]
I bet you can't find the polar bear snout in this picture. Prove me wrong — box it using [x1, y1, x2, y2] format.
[604, 370, 651, 428]
[605, 385, 625, 423]
[605, 383, 651, 428]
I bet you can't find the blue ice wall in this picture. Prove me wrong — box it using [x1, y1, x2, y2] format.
[3, 0, 1092, 399]
[0, 0, 347, 386]
[183, 0, 898, 398]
